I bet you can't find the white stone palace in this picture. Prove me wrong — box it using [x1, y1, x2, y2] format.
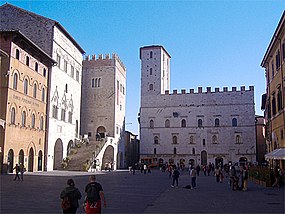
[139, 45, 256, 167]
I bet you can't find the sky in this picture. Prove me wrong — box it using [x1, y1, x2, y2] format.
[2, 0, 284, 136]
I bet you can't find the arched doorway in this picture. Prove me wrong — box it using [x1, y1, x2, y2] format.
[189, 159, 195, 166]
[215, 157, 223, 168]
[67, 140, 73, 156]
[53, 139, 63, 170]
[7, 149, 14, 173]
[19, 150, 24, 165]
[102, 145, 114, 170]
[28, 147, 34, 172]
[239, 157, 247, 167]
[201, 151, 207, 166]
[38, 150, 43, 171]
[97, 126, 106, 138]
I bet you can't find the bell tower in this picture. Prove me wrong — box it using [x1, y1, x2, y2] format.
[140, 45, 171, 106]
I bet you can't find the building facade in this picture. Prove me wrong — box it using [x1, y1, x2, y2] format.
[0, 31, 54, 173]
[255, 115, 266, 164]
[261, 11, 285, 169]
[139, 45, 256, 167]
[81, 54, 126, 169]
[124, 131, 140, 168]
[0, 3, 85, 171]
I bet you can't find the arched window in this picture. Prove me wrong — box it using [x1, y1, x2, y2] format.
[24, 79, 28, 94]
[232, 118, 237, 127]
[22, 111, 26, 127]
[150, 119, 154, 128]
[43, 68, 47, 77]
[150, 51, 153, 59]
[13, 73, 18, 90]
[98, 78, 101, 87]
[61, 108, 66, 121]
[198, 119, 203, 127]
[91, 78, 95, 87]
[149, 84, 153, 91]
[165, 119, 170, 128]
[35, 62, 38, 72]
[181, 119, 186, 127]
[154, 136, 159, 144]
[11, 107, 16, 124]
[174, 147, 177, 154]
[95, 78, 98, 87]
[26, 56, 29, 66]
[65, 84, 68, 93]
[40, 116, 44, 130]
[215, 118, 220, 127]
[31, 113, 35, 128]
[41, 88, 45, 102]
[212, 135, 217, 144]
[172, 136, 177, 144]
[33, 83, 37, 98]
[16, 49, 20, 60]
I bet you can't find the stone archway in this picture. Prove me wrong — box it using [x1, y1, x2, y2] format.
[101, 145, 114, 170]
[7, 149, 14, 173]
[53, 139, 63, 170]
[97, 126, 106, 138]
[38, 150, 43, 171]
[201, 151, 207, 166]
[28, 147, 34, 172]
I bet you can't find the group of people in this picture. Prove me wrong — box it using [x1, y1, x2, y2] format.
[13, 163, 25, 181]
[60, 175, 106, 214]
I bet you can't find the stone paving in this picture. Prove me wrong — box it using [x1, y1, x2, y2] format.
[0, 169, 284, 213]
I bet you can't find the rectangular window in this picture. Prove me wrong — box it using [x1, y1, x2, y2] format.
[61, 109, 66, 121]
[68, 111, 72, 123]
[76, 70, 79, 82]
[71, 66, 74, 78]
[64, 60, 68, 72]
[57, 54, 61, 68]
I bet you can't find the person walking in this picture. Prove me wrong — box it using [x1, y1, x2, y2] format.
[171, 166, 180, 187]
[242, 166, 248, 191]
[85, 175, 106, 214]
[272, 166, 281, 188]
[60, 179, 82, 214]
[19, 163, 25, 181]
[13, 164, 20, 181]
[190, 167, 197, 189]
[215, 167, 220, 183]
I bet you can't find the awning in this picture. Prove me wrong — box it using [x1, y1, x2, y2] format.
[265, 148, 285, 160]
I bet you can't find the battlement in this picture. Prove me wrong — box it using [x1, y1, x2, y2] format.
[164, 86, 254, 95]
[83, 53, 126, 70]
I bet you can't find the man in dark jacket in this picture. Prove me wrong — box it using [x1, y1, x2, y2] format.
[60, 179, 82, 214]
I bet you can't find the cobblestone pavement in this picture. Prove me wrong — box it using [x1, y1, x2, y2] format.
[0, 169, 284, 213]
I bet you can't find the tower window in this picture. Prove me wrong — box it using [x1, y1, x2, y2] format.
[232, 118, 237, 127]
[149, 84, 153, 91]
[150, 51, 153, 59]
[16, 49, 20, 60]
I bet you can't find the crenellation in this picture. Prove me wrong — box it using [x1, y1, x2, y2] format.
[198, 87, 203, 93]
[223, 87, 228, 92]
[232, 87, 237, 91]
[241, 86, 245, 91]
[181, 89, 186, 94]
[190, 89, 194, 94]
[215, 88, 219, 92]
[206, 87, 211, 93]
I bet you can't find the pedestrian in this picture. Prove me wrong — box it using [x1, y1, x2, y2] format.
[19, 163, 25, 181]
[272, 166, 281, 188]
[60, 179, 82, 214]
[171, 166, 180, 187]
[242, 166, 248, 191]
[13, 164, 20, 181]
[196, 165, 201, 176]
[215, 167, 220, 183]
[203, 165, 206, 176]
[219, 171, 224, 183]
[190, 167, 197, 189]
[143, 164, 147, 174]
[132, 163, 136, 175]
[168, 165, 173, 179]
[85, 175, 106, 214]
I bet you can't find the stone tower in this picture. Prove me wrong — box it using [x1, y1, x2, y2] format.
[81, 53, 126, 169]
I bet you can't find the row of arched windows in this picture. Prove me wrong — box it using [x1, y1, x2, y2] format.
[149, 118, 238, 128]
[15, 48, 47, 77]
[13, 73, 46, 102]
[10, 107, 45, 130]
[91, 78, 101, 88]
[152, 134, 242, 145]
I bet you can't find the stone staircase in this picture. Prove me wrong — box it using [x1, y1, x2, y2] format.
[63, 139, 106, 171]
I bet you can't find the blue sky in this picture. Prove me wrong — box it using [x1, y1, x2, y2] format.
[3, 0, 284, 135]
